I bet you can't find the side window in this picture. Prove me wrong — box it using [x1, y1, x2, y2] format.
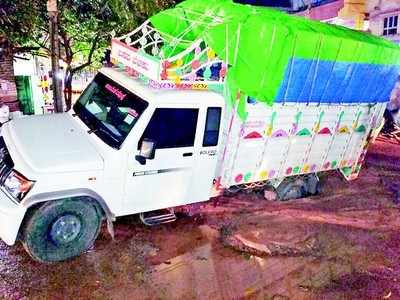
[203, 107, 221, 147]
[140, 108, 199, 149]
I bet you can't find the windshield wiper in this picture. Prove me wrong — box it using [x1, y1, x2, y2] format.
[87, 121, 122, 148]
[76, 103, 122, 149]
[75, 105, 96, 131]
[87, 128, 97, 134]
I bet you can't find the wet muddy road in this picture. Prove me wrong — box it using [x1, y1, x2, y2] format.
[1, 139, 400, 300]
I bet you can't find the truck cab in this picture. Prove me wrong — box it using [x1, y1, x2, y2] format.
[0, 67, 225, 262]
[72, 67, 225, 215]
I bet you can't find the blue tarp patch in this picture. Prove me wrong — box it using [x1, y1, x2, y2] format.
[275, 58, 400, 104]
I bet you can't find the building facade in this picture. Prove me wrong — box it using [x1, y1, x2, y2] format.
[296, 1, 344, 22]
[368, 0, 400, 44]
[295, 0, 368, 30]
[0, 38, 20, 112]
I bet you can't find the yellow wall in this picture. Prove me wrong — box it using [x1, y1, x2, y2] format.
[338, 0, 367, 30]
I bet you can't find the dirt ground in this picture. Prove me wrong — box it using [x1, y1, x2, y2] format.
[1, 137, 400, 300]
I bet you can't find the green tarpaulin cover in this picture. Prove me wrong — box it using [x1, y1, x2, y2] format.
[150, 0, 400, 119]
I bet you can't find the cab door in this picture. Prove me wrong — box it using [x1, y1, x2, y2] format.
[124, 105, 201, 214]
[186, 107, 223, 203]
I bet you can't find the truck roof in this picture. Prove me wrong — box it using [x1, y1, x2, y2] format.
[100, 67, 225, 107]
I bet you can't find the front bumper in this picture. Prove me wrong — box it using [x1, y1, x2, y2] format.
[0, 188, 26, 245]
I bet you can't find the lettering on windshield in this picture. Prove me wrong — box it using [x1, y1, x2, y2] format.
[105, 83, 127, 101]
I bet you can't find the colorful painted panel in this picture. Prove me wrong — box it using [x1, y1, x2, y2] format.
[218, 100, 386, 188]
[307, 135, 331, 171]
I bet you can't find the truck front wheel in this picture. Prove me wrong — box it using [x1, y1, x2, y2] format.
[21, 198, 102, 263]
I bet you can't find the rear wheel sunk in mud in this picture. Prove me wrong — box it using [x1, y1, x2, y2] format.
[22, 198, 102, 263]
[276, 174, 321, 201]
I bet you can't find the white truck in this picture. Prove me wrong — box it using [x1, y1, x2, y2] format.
[1, 2, 399, 262]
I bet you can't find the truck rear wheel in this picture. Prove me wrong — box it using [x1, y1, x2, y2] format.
[276, 181, 304, 201]
[22, 198, 102, 263]
[276, 174, 321, 201]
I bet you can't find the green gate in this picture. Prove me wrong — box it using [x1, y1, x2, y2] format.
[15, 75, 35, 115]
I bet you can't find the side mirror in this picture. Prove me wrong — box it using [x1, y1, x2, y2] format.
[135, 138, 156, 165]
[140, 138, 156, 159]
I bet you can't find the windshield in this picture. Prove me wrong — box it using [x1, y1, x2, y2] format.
[73, 73, 148, 149]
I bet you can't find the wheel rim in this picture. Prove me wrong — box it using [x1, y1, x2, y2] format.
[50, 214, 82, 245]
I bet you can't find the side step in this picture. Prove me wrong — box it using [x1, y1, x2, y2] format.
[139, 209, 177, 226]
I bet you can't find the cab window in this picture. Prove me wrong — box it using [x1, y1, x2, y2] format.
[203, 107, 221, 147]
[140, 108, 199, 149]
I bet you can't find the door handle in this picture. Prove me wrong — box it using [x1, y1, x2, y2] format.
[183, 152, 193, 157]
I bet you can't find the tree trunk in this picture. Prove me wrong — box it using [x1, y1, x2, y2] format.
[0, 39, 20, 112]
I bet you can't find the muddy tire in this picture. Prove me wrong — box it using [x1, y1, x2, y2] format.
[276, 181, 303, 201]
[22, 198, 102, 263]
[276, 174, 321, 201]
[304, 174, 321, 195]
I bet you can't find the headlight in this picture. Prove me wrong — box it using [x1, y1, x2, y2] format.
[3, 170, 34, 200]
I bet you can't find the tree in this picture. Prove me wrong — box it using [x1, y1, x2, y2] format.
[1, 0, 177, 111]
[0, 0, 45, 111]
[56, 0, 177, 110]
[0, 0, 45, 52]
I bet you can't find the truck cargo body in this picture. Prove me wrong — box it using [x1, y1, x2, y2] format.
[217, 101, 386, 188]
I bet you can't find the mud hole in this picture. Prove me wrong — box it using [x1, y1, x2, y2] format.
[0, 138, 400, 299]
